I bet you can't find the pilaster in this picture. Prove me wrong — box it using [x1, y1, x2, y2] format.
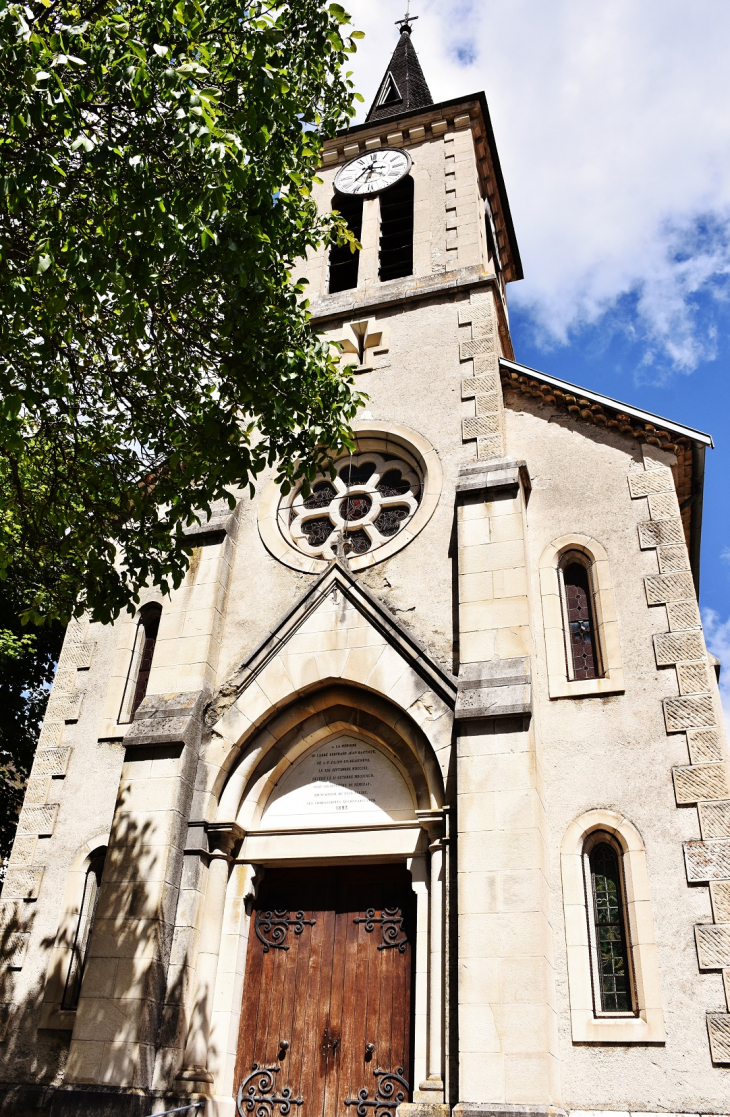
[65, 692, 206, 1089]
[454, 460, 558, 1105]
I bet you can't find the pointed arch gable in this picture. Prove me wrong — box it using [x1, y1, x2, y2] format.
[205, 564, 455, 802]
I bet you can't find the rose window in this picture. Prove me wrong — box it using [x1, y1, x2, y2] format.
[284, 452, 421, 561]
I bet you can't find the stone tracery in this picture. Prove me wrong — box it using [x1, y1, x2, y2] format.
[284, 451, 421, 561]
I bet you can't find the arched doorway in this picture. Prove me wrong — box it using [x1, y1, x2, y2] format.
[205, 687, 448, 1112]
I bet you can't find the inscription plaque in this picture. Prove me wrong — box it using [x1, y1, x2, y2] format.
[261, 735, 415, 828]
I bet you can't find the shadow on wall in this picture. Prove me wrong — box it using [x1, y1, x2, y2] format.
[0, 777, 216, 1117]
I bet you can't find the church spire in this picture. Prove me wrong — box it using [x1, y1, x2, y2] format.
[365, 7, 433, 123]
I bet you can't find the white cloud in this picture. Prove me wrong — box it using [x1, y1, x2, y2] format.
[702, 609, 730, 729]
[344, 0, 730, 374]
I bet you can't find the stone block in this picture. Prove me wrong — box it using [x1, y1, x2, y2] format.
[126, 689, 207, 749]
[673, 763, 729, 804]
[454, 114, 471, 129]
[664, 693, 715, 732]
[45, 692, 84, 723]
[58, 642, 95, 670]
[699, 801, 730, 839]
[409, 126, 426, 143]
[17, 804, 58, 836]
[31, 748, 71, 777]
[654, 631, 706, 665]
[1, 867, 44, 899]
[23, 779, 50, 806]
[645, 572, 696, 605]
[628, 468, 674, 498]
[689, 728, 724, 763]
[365, 137, 381, 150]
[711, 881, 730, 923]
[684, 839, 730, 882]
[677, 661, 711, 695]
[8, 836, 37, 866]
[343, 143, 359, 158]
[37, 721, 64, 748]
[638, 518, 685, 548]
[462, 375, 500, 400]
[0, 932, 29, 969]
[657, 546, 691, 573]
[648, 491, 680, 519]
[463, 415, 501, 439]
[387, 132, 404, 146]
[707, 1014, 730, 1063]
[456, 658, 531, 720]
[667, 599, 702, 631]
[477, 435, 505, 461]
[696, 924, 730, 969]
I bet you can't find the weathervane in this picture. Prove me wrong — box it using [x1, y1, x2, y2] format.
[395, 1, 417, 33]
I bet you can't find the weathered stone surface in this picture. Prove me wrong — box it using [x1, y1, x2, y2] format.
[462, 375, 499, 399]
[31, 748, 71, 777]
[676, 661, 711, 696]
[17, 804, 59, 836]
[684, 839, 730, 882]
[1, 867, 44, 899]
[628, 468, 674, 498]
[0, 933, 29, 970]
[711, 881, 730, 923]
[688, 728, 724, 763]
[645, 572, 696, 605]
[58, 642, 95, 670]
[654, 631, 706, 665]
[638, 518, 685, 548]
[673, 763, 729, 804]
[463, 414, 500, 439]
[664, 693, 715, 732]
[648, 491, 680, 519]
[657, 545, 691, 573]
[696, 924, 730, 969]
[125, 690, 208, 749]
[707, 1014, 730, 1064]
[699, 801, 730, 839]
[456, 458, 529, 498]
[455, 657, 531, 720]
[44, 692, 84, 723]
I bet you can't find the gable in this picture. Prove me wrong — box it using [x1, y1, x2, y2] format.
[207, 562, 456, 779]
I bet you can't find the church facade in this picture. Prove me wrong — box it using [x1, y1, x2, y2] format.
[2, 22, 729, 1117]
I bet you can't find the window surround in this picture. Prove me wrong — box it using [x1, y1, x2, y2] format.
[118, 602, 162, 723]
[38, 836, 109, 1031]
[539, 534, 624, 698]
[561, 809, 665, 1044]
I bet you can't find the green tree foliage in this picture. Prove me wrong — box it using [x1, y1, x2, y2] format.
[0, 0, 365, 629]
[0, 582, 64, 863]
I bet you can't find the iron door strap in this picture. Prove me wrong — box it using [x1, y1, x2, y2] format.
[236, 1063, 304, 1117]
[353, 907, 408, 952]
[254, 909, 316, 952]
[345, 1068, 409, 1117]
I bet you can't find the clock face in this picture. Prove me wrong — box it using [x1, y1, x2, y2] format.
[334, 148, 412, 196]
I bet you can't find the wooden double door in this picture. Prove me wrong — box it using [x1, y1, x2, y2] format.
[235, 865, 415, 1117]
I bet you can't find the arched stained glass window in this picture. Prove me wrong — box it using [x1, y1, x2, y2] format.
[62, 850, 105, 1010]
[588, 841, 632, 1013]
[561, 559, 600, 680]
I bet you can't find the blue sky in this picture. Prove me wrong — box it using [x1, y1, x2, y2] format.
[345, 0, 730, 717]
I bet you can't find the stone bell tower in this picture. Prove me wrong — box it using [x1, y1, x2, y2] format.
[1, 14, 728, 1117]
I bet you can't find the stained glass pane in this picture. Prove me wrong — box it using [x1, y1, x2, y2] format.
[563, 562, 599, 680]
[590, 843, 631, 1012]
